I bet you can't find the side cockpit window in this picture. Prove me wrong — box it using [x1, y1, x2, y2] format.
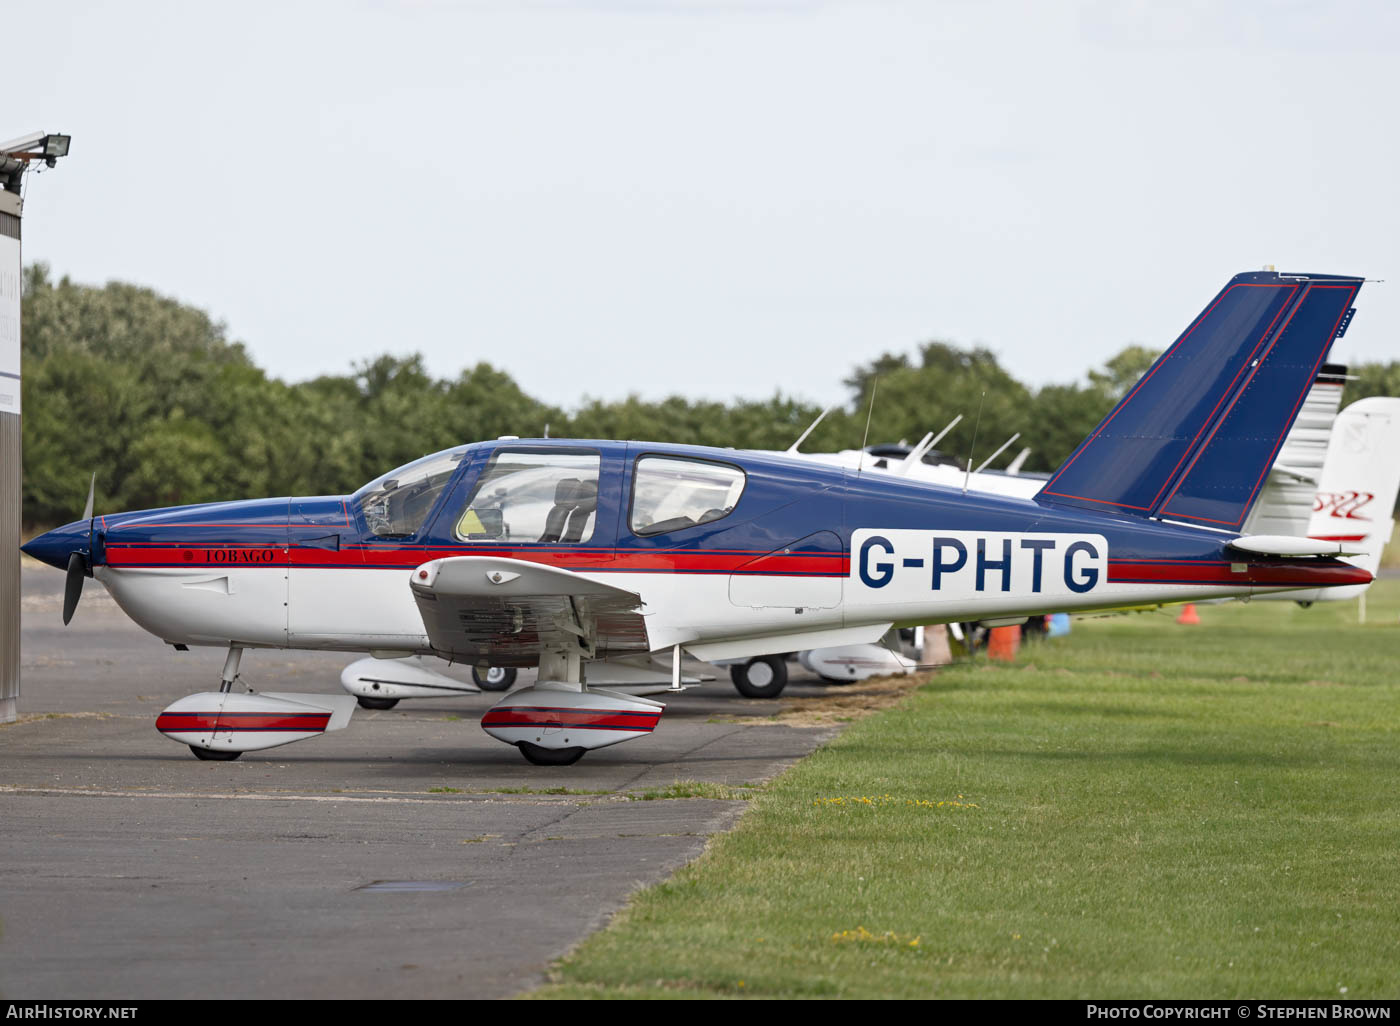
[630, 456, 745, 537]
[455, 449, 601, 545]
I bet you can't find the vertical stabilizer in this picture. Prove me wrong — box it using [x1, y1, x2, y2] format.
[1038, 272, 1362, 528]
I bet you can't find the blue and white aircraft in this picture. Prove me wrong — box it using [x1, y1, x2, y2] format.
[23, 270, 1372, 765]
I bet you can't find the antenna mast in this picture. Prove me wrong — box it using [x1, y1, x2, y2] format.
[962, 392, 986, 494]
[858, 381, 879, 475]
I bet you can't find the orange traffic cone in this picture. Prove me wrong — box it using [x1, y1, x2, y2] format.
[986, 625, 1021, 661]
[1176, 603, 1201, 625]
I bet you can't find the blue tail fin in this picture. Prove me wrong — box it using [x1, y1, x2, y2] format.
[1038, 271, 1362, 529]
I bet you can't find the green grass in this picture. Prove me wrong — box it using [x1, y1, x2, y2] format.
[533, 585, 1400, 999]
[628, 780, 760, 802]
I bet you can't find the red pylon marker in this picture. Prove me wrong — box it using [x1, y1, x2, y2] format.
[1176, 603, 1201, 625]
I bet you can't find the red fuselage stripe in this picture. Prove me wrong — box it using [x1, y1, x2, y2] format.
[1106, 561, 1370, 587]
[104, 544, 851, 575]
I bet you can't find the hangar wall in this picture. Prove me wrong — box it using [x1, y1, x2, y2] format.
[1, 194, 19, 723]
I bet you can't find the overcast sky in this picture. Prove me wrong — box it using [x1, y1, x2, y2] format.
[9, 0, 1399, 410]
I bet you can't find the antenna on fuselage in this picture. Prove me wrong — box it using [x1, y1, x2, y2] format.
[894, 415, 963, 477]
[786, 406, 832, 454]
[974, 432, 1021, 474]
[962, 392, 986, 494]
[1005, 446, 1032, 475]
[858, 381, 879, 475]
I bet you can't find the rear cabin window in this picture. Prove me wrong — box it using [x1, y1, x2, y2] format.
[454, 450, 601, 545]
[630, 456, 745, 537]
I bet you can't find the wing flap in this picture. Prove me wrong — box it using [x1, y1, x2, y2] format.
[410, 557, 650, 666]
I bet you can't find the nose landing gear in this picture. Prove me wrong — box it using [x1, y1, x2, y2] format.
[156, 646, 358, 760]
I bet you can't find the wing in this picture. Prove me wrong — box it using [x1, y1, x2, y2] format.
[409, 556, 651, 666]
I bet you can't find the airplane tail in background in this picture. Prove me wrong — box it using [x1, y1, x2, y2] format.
[1243, 364, 1348, 539]
[1038, 271, 1363, 530]
[1306, 397, 1400, 598]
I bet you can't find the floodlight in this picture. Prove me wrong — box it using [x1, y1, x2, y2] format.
[43, 135, 70, 158]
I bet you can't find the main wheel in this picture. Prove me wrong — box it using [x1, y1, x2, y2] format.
[729, 655, 788, 699]
[473, 666, 517, 692]
[517, 741, 586, 766]
[356, 695, 400, 710]
[190, 745, 241, 761]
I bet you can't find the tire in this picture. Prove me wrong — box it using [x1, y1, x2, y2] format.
[517, 741, 586, 766]
[729, 655, 788, 699]
[190, 745, 241, 761]
[356, 695, 400, 710]
[473, 666, 517, 692]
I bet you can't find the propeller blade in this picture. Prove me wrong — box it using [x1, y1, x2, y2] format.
[62, 552, 86, 626]
[83, 472, 97, 562]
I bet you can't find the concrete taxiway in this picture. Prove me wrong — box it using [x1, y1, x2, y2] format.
[2, 567, 842, 999]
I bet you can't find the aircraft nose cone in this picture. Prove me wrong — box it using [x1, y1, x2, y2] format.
[21, 520, 90, 572]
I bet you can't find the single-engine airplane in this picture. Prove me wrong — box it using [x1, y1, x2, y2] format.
[23, 270, 1372, 765]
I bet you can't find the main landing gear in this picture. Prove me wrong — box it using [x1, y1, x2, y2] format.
[479, 649, 671, 765]
[728, 654, 788, 699]
[472, 666, 517, 692]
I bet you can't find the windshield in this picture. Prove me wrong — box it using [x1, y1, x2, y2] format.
[353, 449, 466, 539]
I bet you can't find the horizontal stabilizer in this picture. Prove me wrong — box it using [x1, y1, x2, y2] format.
[1039, 272, 1363, 528]
[1268, 464, 1317, 485]
[1228, 535, 1363, 558]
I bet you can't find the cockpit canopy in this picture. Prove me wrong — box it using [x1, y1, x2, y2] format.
[351, 441, 752, 544]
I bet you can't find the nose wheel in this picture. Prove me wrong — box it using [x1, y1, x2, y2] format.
[517, 741, 587, 766]
[356, 695, 400, 710]
[190, 745, 241, 761]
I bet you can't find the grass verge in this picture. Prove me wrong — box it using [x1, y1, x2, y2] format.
[531, 583, 1400, 999]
